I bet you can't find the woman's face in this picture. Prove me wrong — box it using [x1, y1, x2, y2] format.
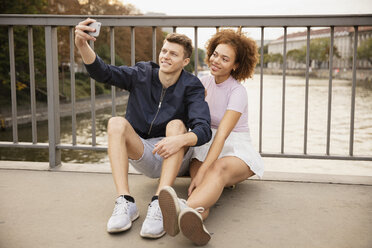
[209, 43, 237, 82]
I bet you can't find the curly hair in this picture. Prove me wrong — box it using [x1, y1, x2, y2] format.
[205, 29, 259, 82]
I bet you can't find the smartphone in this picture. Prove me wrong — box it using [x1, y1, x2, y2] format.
[86, 22, 101, 37]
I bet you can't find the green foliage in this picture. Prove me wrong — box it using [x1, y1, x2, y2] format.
[257, 45, 269, 67]
[184, 48, 206, 73]
[59, 72, 112, 101]
[0, 0, 48, 14]
[257, 44, 268, 54]
[95, 44, 125, 66]
[268, 53, 283, 64]
[310, 38, 341, 67]
[287, 49, 306, 64]
[0, 0, 47, 108]
[357, 38, 372, 64]
[0, 0, 164, 110]
[286, 38, 341, 68]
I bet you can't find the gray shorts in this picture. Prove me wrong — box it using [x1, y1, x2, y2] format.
[129, 136, 193, 178]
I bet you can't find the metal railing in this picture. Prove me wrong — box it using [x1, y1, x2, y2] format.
[0, 14, 372, 167]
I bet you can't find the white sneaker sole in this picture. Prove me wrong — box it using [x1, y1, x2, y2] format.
[158, 186, 180, 236]
[139, 229, 166, 239]
[107, 211, 140, 233]
[179, 208, 211, 246]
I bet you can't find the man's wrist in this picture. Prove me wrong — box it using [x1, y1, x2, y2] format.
[183, 132, 198, 147]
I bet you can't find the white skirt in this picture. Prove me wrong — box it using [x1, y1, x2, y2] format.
[192, 129, 264, 179]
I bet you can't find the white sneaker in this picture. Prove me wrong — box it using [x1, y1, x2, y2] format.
[140, 199, 166, 238]
[158, 186, 188, 236]
[107, 196, 139, 233]
[179, 207, 211, 246]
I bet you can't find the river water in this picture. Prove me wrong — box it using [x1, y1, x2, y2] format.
[0, 74, 371, 163]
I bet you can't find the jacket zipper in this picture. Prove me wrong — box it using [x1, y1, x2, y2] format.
[147, 87, 167, 135]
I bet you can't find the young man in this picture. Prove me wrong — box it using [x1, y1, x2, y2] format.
[74, 18, 211, 238]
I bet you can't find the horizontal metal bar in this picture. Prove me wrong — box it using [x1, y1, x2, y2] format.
[261, 153, 372, 161]
[2, 141, 371, 161]
[0, 142, 49, 149]
[57, 144, 107, 151]
[0, 14, 371, 27]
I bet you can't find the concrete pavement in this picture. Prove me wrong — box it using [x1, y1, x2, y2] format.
[1, 167, 371, 248]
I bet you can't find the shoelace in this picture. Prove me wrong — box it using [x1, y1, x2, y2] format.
[112, 199, 129, 216]
[178, 198, 204, 214]
[146, 202, 163, 221]
[195, 207, 205, 213]
[179, 198, 188, 209]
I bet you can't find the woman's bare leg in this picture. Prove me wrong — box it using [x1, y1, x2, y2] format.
[187, 157, 254, 220]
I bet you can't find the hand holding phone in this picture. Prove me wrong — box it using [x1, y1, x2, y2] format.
[86, 22, 101, 37]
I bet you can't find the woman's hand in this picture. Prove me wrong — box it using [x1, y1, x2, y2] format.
[152, 135, 185, 159]
[188, 167, 207, 196]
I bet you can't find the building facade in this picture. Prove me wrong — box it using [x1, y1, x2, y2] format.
[267, 27, 372, 69]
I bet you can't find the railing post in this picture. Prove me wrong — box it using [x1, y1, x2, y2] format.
[152, 26, 157, 63]
[89, 40, 96, 146]
[110, 26, 116, 117]
[194, 27, 198, 76]
[69, 26, 77, 145]
[131, 27, 135, 66]
[349, 26, 358, 156]
[28, 26, 37, 144]
[8, 26, 18, 143]
[45, 26, 61, 168]
[281, 27, 287, 154]
[259, 27, 264, 153]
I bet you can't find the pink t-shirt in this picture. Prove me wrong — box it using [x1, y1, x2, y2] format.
[201, 75, 250, 133]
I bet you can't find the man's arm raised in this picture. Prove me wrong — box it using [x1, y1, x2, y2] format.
[74, 18, 97, 64]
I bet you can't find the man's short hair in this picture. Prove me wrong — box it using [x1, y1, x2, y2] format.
[164, 33, 193, 59]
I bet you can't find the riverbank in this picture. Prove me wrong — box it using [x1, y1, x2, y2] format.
[1, 69, 371, 130]
[0, 91, 128, 129]
[256, 68, 372, 85]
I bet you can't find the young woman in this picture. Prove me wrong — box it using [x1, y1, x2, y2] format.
[158, 29, 264, 245]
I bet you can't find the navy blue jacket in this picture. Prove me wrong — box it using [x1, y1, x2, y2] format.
[85, 55, 211, 146]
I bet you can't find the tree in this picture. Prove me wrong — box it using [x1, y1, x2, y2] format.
[0, 0, 48, 106]
[310, 38, 340, 68]
[287, 49, 306, 64]
[357, 37, 372, 64]
[257, 44, 269, 68]
[268, 53, 283, 64]
[0, 0, 48, 14]
[286, 38, 340, 68]
[184, 48, 206, 73]
[0, 0, 176, 105]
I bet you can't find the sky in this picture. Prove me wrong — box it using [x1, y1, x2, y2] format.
[123, 0, 372, 47]
[125, 0, 372, 16]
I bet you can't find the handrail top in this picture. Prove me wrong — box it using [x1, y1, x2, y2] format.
[1, 14, 371, 27]
[1, 13, 372, 18]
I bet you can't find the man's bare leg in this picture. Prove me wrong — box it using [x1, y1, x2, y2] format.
[155, 119, 187, 195]
[107, 116, 144, 196]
